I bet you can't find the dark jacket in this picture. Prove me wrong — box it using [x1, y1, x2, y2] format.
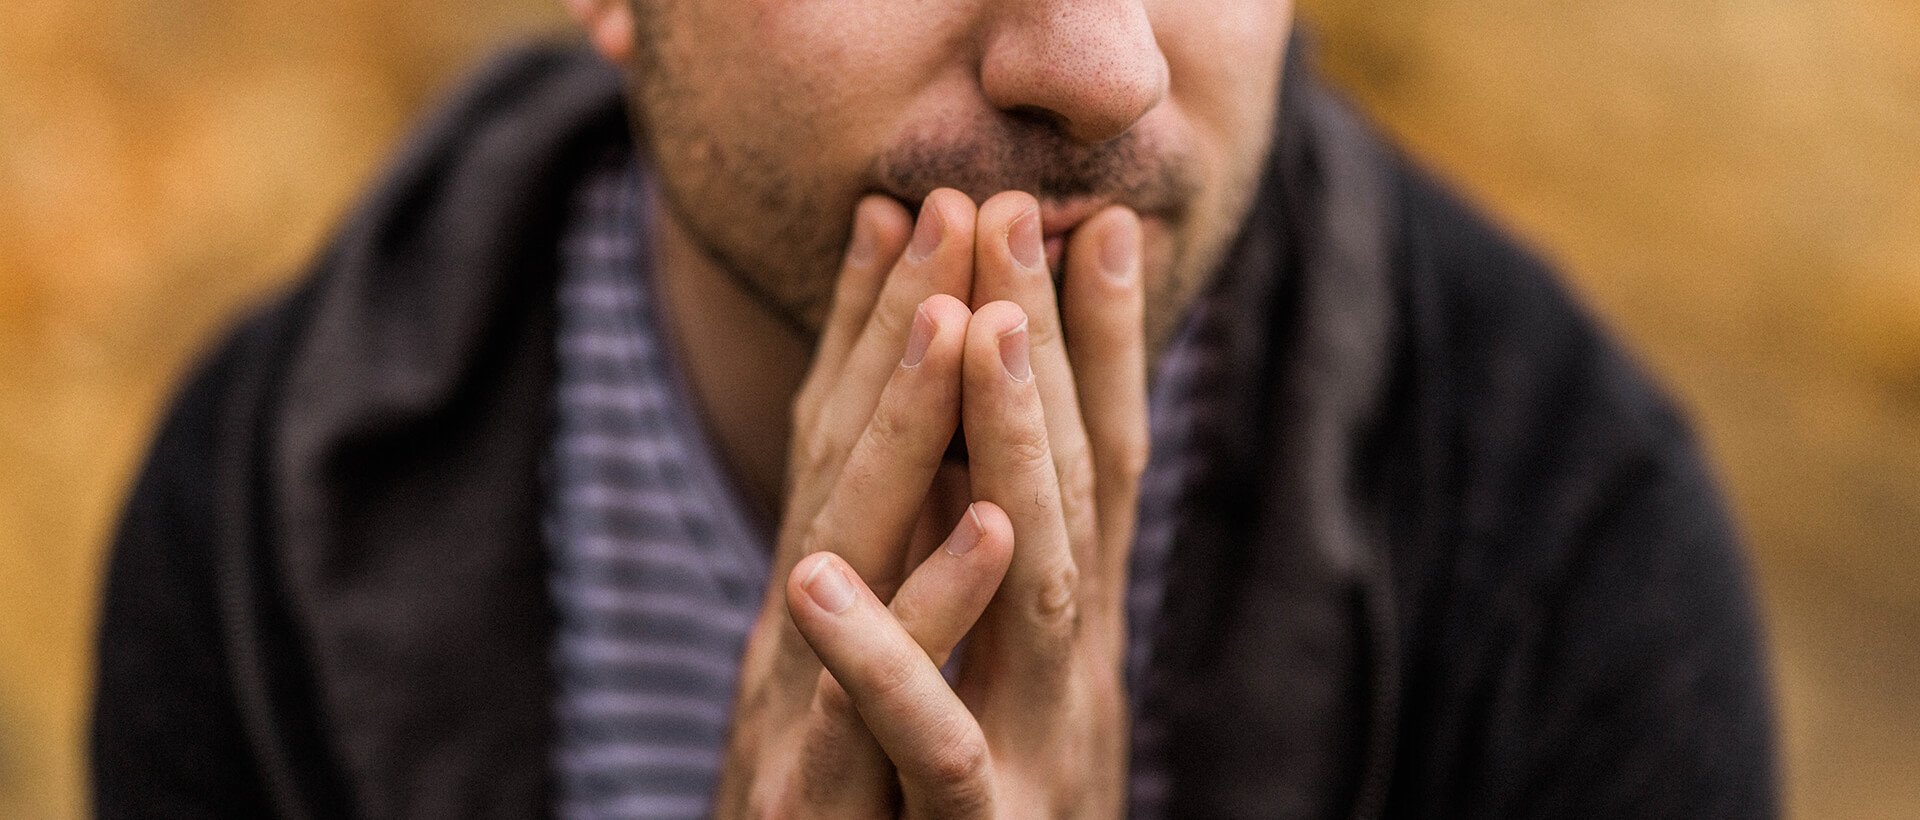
[92, 42, 1777, 819]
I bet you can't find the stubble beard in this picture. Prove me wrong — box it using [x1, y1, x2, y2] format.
[623, 1, 845, 338]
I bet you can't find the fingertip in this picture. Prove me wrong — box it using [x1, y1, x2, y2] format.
[905, 295, 971, 372]
[918, 293, 972, 324]
[978, 192, 1045, 275]
[925, 186, 980, 211]
[786, 551, 826, 605]
[922, 188, 980, 231]
[1060, 207, 1146, 372]
[969, 300, 1029, 337]
[823, 197, 910, 351]
[910, 189, 979, 279]
[967, 500, 1012, 535]
[860, 192, 913, 223]
[977, 190, 1039, 228]
[962, 301, 1034, 386]
[964, 501, 1015, 564]
[943, 501, 1010, 560]
[853, 194, 913, 268]
[789, 551, 859, 617]
[1099, 207, 1142, 280]
[1071, 205, 1143, 290]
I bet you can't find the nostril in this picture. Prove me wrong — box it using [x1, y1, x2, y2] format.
[1004, 104, 1069, 132]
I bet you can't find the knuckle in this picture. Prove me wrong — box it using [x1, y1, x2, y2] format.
[1001, 425, 1052, 472]
[1110, 435, 1151, 483]
[791, 391, 819, 432]
[739, 782, 783, 820]
[1030, 560, 1081, 637]
[856, 646, 918, 703]
[921, 719, 992, 791]
[888, 589, 928, 635]
[1056, 441, 1097, 504]
[791, 373, 830, 429]
[1024, 315, 1061, 352]
[808, 672, 858, 725]
[859, 404, 943, 473]
[796, 518, 835, 562]
[862, 402, 911, 453]
[865, 299, 914, 343]
[790, 423, 844, 483]
[794, 438, 829, 481]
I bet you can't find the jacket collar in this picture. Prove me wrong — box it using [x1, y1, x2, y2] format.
[270, 44, 628, 817]
[1152, 36, 1405, 815]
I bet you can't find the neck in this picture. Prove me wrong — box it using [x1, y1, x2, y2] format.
[650, 198, 812, 526]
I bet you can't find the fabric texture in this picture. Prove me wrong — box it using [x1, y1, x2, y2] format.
[543, 152, 767, 816]
[91, 38, 1779, 819]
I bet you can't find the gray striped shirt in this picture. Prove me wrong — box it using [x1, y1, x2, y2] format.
[547, 151, 1224, 818]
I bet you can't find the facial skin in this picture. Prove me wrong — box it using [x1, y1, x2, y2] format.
[618, 0, 1294, 352]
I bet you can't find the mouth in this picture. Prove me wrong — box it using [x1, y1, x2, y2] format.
[1038, 197, 1111, 274]
[882, 192, 1121, 275]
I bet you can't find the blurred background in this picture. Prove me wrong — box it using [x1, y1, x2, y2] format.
[1, 0, 1914, 815]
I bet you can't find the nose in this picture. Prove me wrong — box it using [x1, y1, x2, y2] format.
[977, 0, 1169, 144]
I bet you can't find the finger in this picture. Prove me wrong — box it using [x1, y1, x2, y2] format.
[812, 190, 977, 453]
[890, 502, 1016, 667]
[785, 196, 910, 557]
[787, 670, 896, 816]
[787, 552, 997, 818]
[1060, 207, 1149, 617]
[971, 192, 1100, 576]
[900, 468, 970, 583]
[787, 191, 978, 541]
[786, 504, 1013, 813]
[794, 294, 972, 597]
[961, 300, 1079, 685]
[801, 195, 914, 409]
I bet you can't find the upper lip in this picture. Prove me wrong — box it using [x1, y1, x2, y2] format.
[1037, 198, 1113, 239]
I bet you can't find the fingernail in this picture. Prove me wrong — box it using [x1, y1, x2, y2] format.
[907, 200, 944, 262]
[803, 555, 856, 614]
[1009, 207, 1044, 270]
[1101, 213, 1139, 282]
[946, 504, 984, 556]
[998, 319, 1031, 382]
[845, 202, 876, 269]
[901, 305, 933, 367]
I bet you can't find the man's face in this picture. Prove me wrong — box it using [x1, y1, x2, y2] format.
[623, 0, 1293, 348]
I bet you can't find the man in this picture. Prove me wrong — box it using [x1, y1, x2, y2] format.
[92, 0, 1778, 816]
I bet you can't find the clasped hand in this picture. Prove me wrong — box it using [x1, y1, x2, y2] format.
[714, 189, 1149, 818]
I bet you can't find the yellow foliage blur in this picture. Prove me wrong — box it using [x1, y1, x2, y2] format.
[1, 1, 1914, 817]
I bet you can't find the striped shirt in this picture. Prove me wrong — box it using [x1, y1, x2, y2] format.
[546, 150, 1226, 818]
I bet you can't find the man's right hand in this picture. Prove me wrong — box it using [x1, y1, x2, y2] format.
[713, 189, 1018, 817]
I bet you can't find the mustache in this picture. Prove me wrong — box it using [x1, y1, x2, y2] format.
[870, 116, 1195, 220]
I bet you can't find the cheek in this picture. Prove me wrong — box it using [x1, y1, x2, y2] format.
[1151, 0, 1291, 241]
[1139, 215, 1200, 350]
[653, 2, 916, 214]
[1155, 0, 1291, 149]
[1134, 2, 1291, 342]
[1141, 217, 1179, 287]
[740, 0, 962, 134]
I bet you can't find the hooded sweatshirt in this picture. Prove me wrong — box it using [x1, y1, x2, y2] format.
[92, 40, 1777, 819]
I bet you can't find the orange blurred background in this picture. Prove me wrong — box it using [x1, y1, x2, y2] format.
[1, 1, 1915, 816]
